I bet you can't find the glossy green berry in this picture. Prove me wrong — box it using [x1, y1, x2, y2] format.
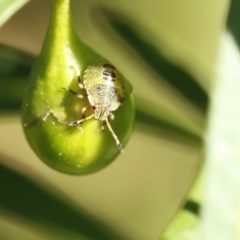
[21, 0, 134, 175]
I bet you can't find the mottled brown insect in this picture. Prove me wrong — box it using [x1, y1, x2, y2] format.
[63, 60, 125, 152]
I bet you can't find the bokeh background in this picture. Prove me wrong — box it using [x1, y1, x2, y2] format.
[0, 0, 228, 239]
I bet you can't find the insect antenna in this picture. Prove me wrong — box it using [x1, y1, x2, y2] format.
[105, 118, 123, 153]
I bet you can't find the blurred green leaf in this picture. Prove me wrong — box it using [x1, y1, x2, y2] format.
[160, 0, 240, 239]
[136, 107, 202, 147]
[227, 0, 240, 47]
[0, 0, 29, 27]
[160, 171, 204, 239]
[96, 8, 208, 113]
[183, 200, 200, 215]
[0, 44, 34, 111]
[0, 44, 33, 66]
[0, 158, 124, 240]
[200, 32, 240, 240]
[160, 210, 199, 240]
[0, 217, 41, 240]
[200, 1, 240, 238]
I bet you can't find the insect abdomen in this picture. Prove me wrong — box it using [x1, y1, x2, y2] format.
[87, 84, 120, 110]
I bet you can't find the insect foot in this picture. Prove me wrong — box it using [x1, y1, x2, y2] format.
[21, 0, 134, 175]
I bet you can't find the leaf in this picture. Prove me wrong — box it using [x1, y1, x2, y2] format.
[0, 158, 125, 240]
[199, 23, 240, 240]
[0, 44, 34, 111]
[0, 217, 41, 240]
[136, 104, 202, 147]
[160, 211, 199, 240]
[227, 0, 240, 48]
[160, 171, 203, 240]
[93, 8, 209, 114]
[0, 0, 29, 27]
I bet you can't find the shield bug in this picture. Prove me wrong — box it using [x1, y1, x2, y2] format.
[63, 60, 125, 152]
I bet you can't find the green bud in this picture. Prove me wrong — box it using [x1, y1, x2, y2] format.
[21, 0, 134, 175]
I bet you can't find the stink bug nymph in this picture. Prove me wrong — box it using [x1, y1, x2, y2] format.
[63, 60, 125, 152]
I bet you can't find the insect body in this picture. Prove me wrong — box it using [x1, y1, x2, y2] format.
[64, 60, 125, 152]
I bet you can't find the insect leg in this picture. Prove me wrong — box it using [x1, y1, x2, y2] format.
[105, 118, 123, 153]
[100, 113, 114, 132]
[77, 75, 84, 89]
[23, 109, 68, 128]
[69, 114, 94, 127]
[23, 110, 51, 128]
[101, 121, 106, 132]
[82, 105, 92, 118]
[62, 87, 85, 99]
[69, 65, 85, 89]
[109, 113, 115, 121]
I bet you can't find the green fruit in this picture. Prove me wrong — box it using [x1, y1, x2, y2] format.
[21, 0, 134, 175]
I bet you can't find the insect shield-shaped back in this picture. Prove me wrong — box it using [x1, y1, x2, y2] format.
[84, 60, 124, 111]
